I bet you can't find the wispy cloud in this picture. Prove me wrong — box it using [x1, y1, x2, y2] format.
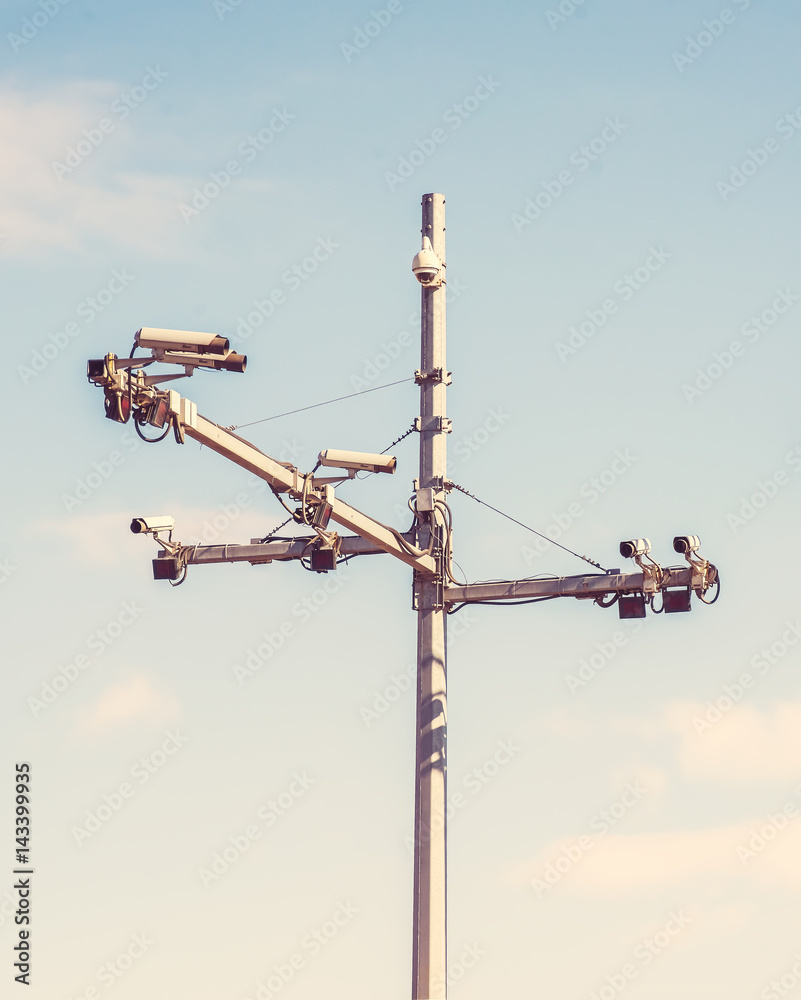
[33, 504, 289, 565]
[518, 821, 801, 893]
[73, 674, 181, 739]
[665, 699, 801, 782]
[0, 82, 185, 255]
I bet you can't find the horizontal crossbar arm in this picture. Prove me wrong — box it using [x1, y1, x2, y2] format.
[184, 534, 394, 565]
[444, 566, 695, 605]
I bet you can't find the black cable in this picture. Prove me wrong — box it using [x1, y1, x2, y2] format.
[229, 378, 415, 431]
[167, 543, 195, 587]
[261, 421, 420, 555]
[468, 573, 560, 585]
[355, 422, 417, 479]
[448, 481, 610, 573]
[268, 485, 297, 520]
[435, 499, 466, 586]
[447, 596, 560, 614]
[381, 423, 416, 454]
[594, 593, 619, 609]
[297, 537, 321, 573]
[698, 565, 721, 605]
[258, 516, 294, 543]
[134, 414, 173, 443]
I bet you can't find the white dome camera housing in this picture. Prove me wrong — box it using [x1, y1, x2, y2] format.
[412, 236, 443, 286]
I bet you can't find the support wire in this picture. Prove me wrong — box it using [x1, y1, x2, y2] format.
[228, 378, 415, 431]
[448, 481, 611, 573]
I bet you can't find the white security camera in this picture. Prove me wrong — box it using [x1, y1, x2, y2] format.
[130, 515, 176, 535]
[135, 328, 230, 356]
[619, 538, 651, 559]
[412, 236, 443, 286]
[318, 450, 397, 475]
[158, 351, 247, 373]
[673, 535, 701, 554]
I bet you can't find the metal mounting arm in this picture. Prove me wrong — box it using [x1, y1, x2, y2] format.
[86, 357, 437, 576]
[444, 562, 718, 608]
[169, 397, 436, 575]
[174, 534, 397, 566]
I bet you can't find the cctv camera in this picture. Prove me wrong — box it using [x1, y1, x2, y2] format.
[130, 515, 176, 535]
[412, 237, 442, 286]
[318, 449, 397, 475]
[135, 328, 230, 356]
[619, 538, 651, 559]
[160, 351, 247, 373]
[673, 535, 701, 555]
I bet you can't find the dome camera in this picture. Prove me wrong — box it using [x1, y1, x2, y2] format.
[412, 236, 443, 286]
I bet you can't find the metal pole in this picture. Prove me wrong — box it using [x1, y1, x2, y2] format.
[412, 193, 448, 1000]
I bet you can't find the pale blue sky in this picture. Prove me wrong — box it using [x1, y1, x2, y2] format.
[3, 1, 801, 998]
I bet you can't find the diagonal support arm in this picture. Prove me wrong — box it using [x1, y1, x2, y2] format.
[166, 392, 437, 575]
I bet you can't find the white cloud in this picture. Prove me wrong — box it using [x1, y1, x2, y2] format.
[33, 502, 290, 565]
[73, 674, 181, 738]
[516, 699, 801, 895]
[539, 699, 801, 783]
[30, 511, 147, 565]
[0, 82, 186, 254]
[522, 820, 801, 894]
[665, 700, 801, 782]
